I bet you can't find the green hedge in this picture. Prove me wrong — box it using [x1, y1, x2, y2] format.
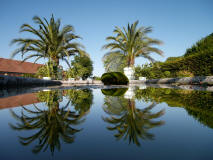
[135, 33, 213, 79]
[184, 33, 213, 57]
[101, 72, 129, 85]
[159, 51, 213, 76]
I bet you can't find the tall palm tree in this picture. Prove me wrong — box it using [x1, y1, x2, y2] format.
[102, 93, 165, 146]
[102, 20, 163, 68]
[11, 15, 85, 74]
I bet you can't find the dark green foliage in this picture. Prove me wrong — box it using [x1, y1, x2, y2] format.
[101, 88, 128, 96]
[135, 33, 213, 79]
[101, 72, 129, 85]
[135, 63, 174, 79]
[165, 56, 182, 62]
[67, 55, 93, 80]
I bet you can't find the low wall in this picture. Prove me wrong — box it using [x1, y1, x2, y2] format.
[61, 80, 103, 85]
[130, 76, 213, 85]
[0, 75, 62, 88]
[146, 76, 213, 85]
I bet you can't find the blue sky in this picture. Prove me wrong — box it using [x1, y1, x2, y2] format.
[0, 0, 212, 76]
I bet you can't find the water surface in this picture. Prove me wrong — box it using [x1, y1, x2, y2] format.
[0, 85, 213, 160]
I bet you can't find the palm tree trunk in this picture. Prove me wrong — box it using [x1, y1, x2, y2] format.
[52, 57, 59, 79]
[127, 56, 131, 67]
[52, 57, 59, 66]
[130, 57, 135, 67]
[128, 99, 136, 119]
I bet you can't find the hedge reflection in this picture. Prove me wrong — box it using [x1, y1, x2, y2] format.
[135, 87, 213, 129]
[9, 89, 93, 154]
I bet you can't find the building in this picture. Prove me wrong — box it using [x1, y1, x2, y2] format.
[0, 58, 43, 76]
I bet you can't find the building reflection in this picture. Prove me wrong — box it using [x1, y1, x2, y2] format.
[0, 93, 39, 109]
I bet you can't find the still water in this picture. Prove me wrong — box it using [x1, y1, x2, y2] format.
[0, 85, 213, 160]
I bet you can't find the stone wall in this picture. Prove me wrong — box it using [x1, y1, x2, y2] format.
[145, 76, 213, 85]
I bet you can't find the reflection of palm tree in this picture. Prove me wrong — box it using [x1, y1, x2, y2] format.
[9, 90, 87, 154]
[103, 96, 165, 146]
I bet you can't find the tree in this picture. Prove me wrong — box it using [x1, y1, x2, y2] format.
[67, 55, 93, 80]
[11, 15, 85, 78]
[102, 20, 163, 68]
[102, 52, 127, 72]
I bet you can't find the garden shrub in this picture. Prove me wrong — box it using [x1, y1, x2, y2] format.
[36, 64, 54, 78]
[101, 72, 129, 85]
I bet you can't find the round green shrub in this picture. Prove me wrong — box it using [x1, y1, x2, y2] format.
[101, 72, 129, 85]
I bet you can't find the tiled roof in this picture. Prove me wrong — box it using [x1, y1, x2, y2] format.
[0, 58, 43, 74]
[0, 93, 40, 109]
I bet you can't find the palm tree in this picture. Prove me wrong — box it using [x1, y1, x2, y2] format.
[11, 15, 85, 77]
[9, 90, 86, 154]
[102, 20, 163, 69]
[102, 51, 127, 72]
[102, 94, 165, 146]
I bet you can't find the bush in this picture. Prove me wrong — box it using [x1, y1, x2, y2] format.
[101, 72, 129, 85]
[36, 64, 54, 78]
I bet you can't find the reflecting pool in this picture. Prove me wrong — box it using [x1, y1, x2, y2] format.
[0, 85, 213, 160]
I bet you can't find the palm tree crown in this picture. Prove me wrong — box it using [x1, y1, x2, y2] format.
[102, 20, 163, 68]
[11, 15, 85, 68]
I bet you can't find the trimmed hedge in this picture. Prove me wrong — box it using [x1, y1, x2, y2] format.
[135, 32, 213, 79]
[101, 72, 129, 85]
